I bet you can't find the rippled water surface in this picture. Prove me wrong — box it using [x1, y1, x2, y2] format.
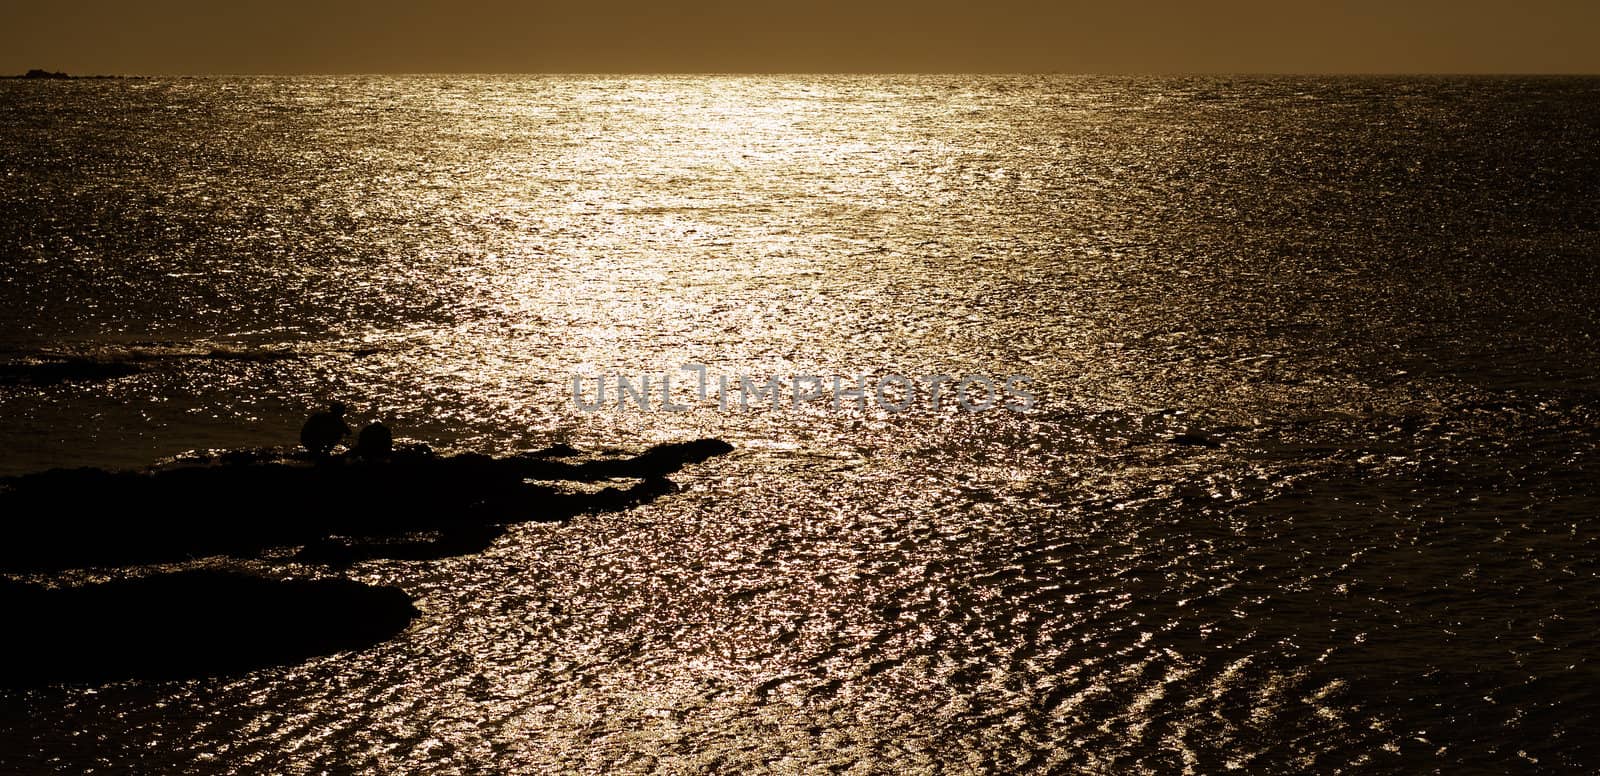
[3, 76, 1599, 773]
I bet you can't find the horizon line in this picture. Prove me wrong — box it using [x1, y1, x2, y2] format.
[10, 70, 1600, 78]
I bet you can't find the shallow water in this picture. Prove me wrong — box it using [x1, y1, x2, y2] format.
[2, 75, 1599, 773]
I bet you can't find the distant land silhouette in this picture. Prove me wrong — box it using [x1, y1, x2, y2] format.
[3, 69, 139, 79]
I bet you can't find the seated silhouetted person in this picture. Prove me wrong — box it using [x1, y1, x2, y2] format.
[300, 402, 351, 457]
[352, 421, 393, 460]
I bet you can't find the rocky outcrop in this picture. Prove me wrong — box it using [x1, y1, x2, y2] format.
[0, 439, 734, 572]
[0, 571, 418, 686]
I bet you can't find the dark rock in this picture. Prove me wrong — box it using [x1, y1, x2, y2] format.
[0, 570, 417, 686]
[0, 439, 733, 572]
[511, 438, 734, 480]
[300, 403, 350, 457]
[1169, 432, 1222, 448]
[352, 422, 393, 459]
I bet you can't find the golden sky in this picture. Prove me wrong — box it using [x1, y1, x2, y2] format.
[5, 0, 1598, 75]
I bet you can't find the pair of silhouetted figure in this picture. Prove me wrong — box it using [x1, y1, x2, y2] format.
[301, 402, 391, 459]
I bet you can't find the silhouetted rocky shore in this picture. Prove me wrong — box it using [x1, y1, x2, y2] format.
[0, 438, 734, 572]
[0, 438, 733, 685]
[0, 571, 418, 686]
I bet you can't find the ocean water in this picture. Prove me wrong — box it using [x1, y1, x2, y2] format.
[2, 75, 1599, 773]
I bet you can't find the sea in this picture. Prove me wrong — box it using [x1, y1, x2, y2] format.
[1, 75, 1598, 773]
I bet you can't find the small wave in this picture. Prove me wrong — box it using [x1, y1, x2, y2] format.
[0, 358, 142, 386]
[0, 341, 399, 385]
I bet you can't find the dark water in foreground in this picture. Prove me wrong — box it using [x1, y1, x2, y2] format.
[2, 76, 1599, 773]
